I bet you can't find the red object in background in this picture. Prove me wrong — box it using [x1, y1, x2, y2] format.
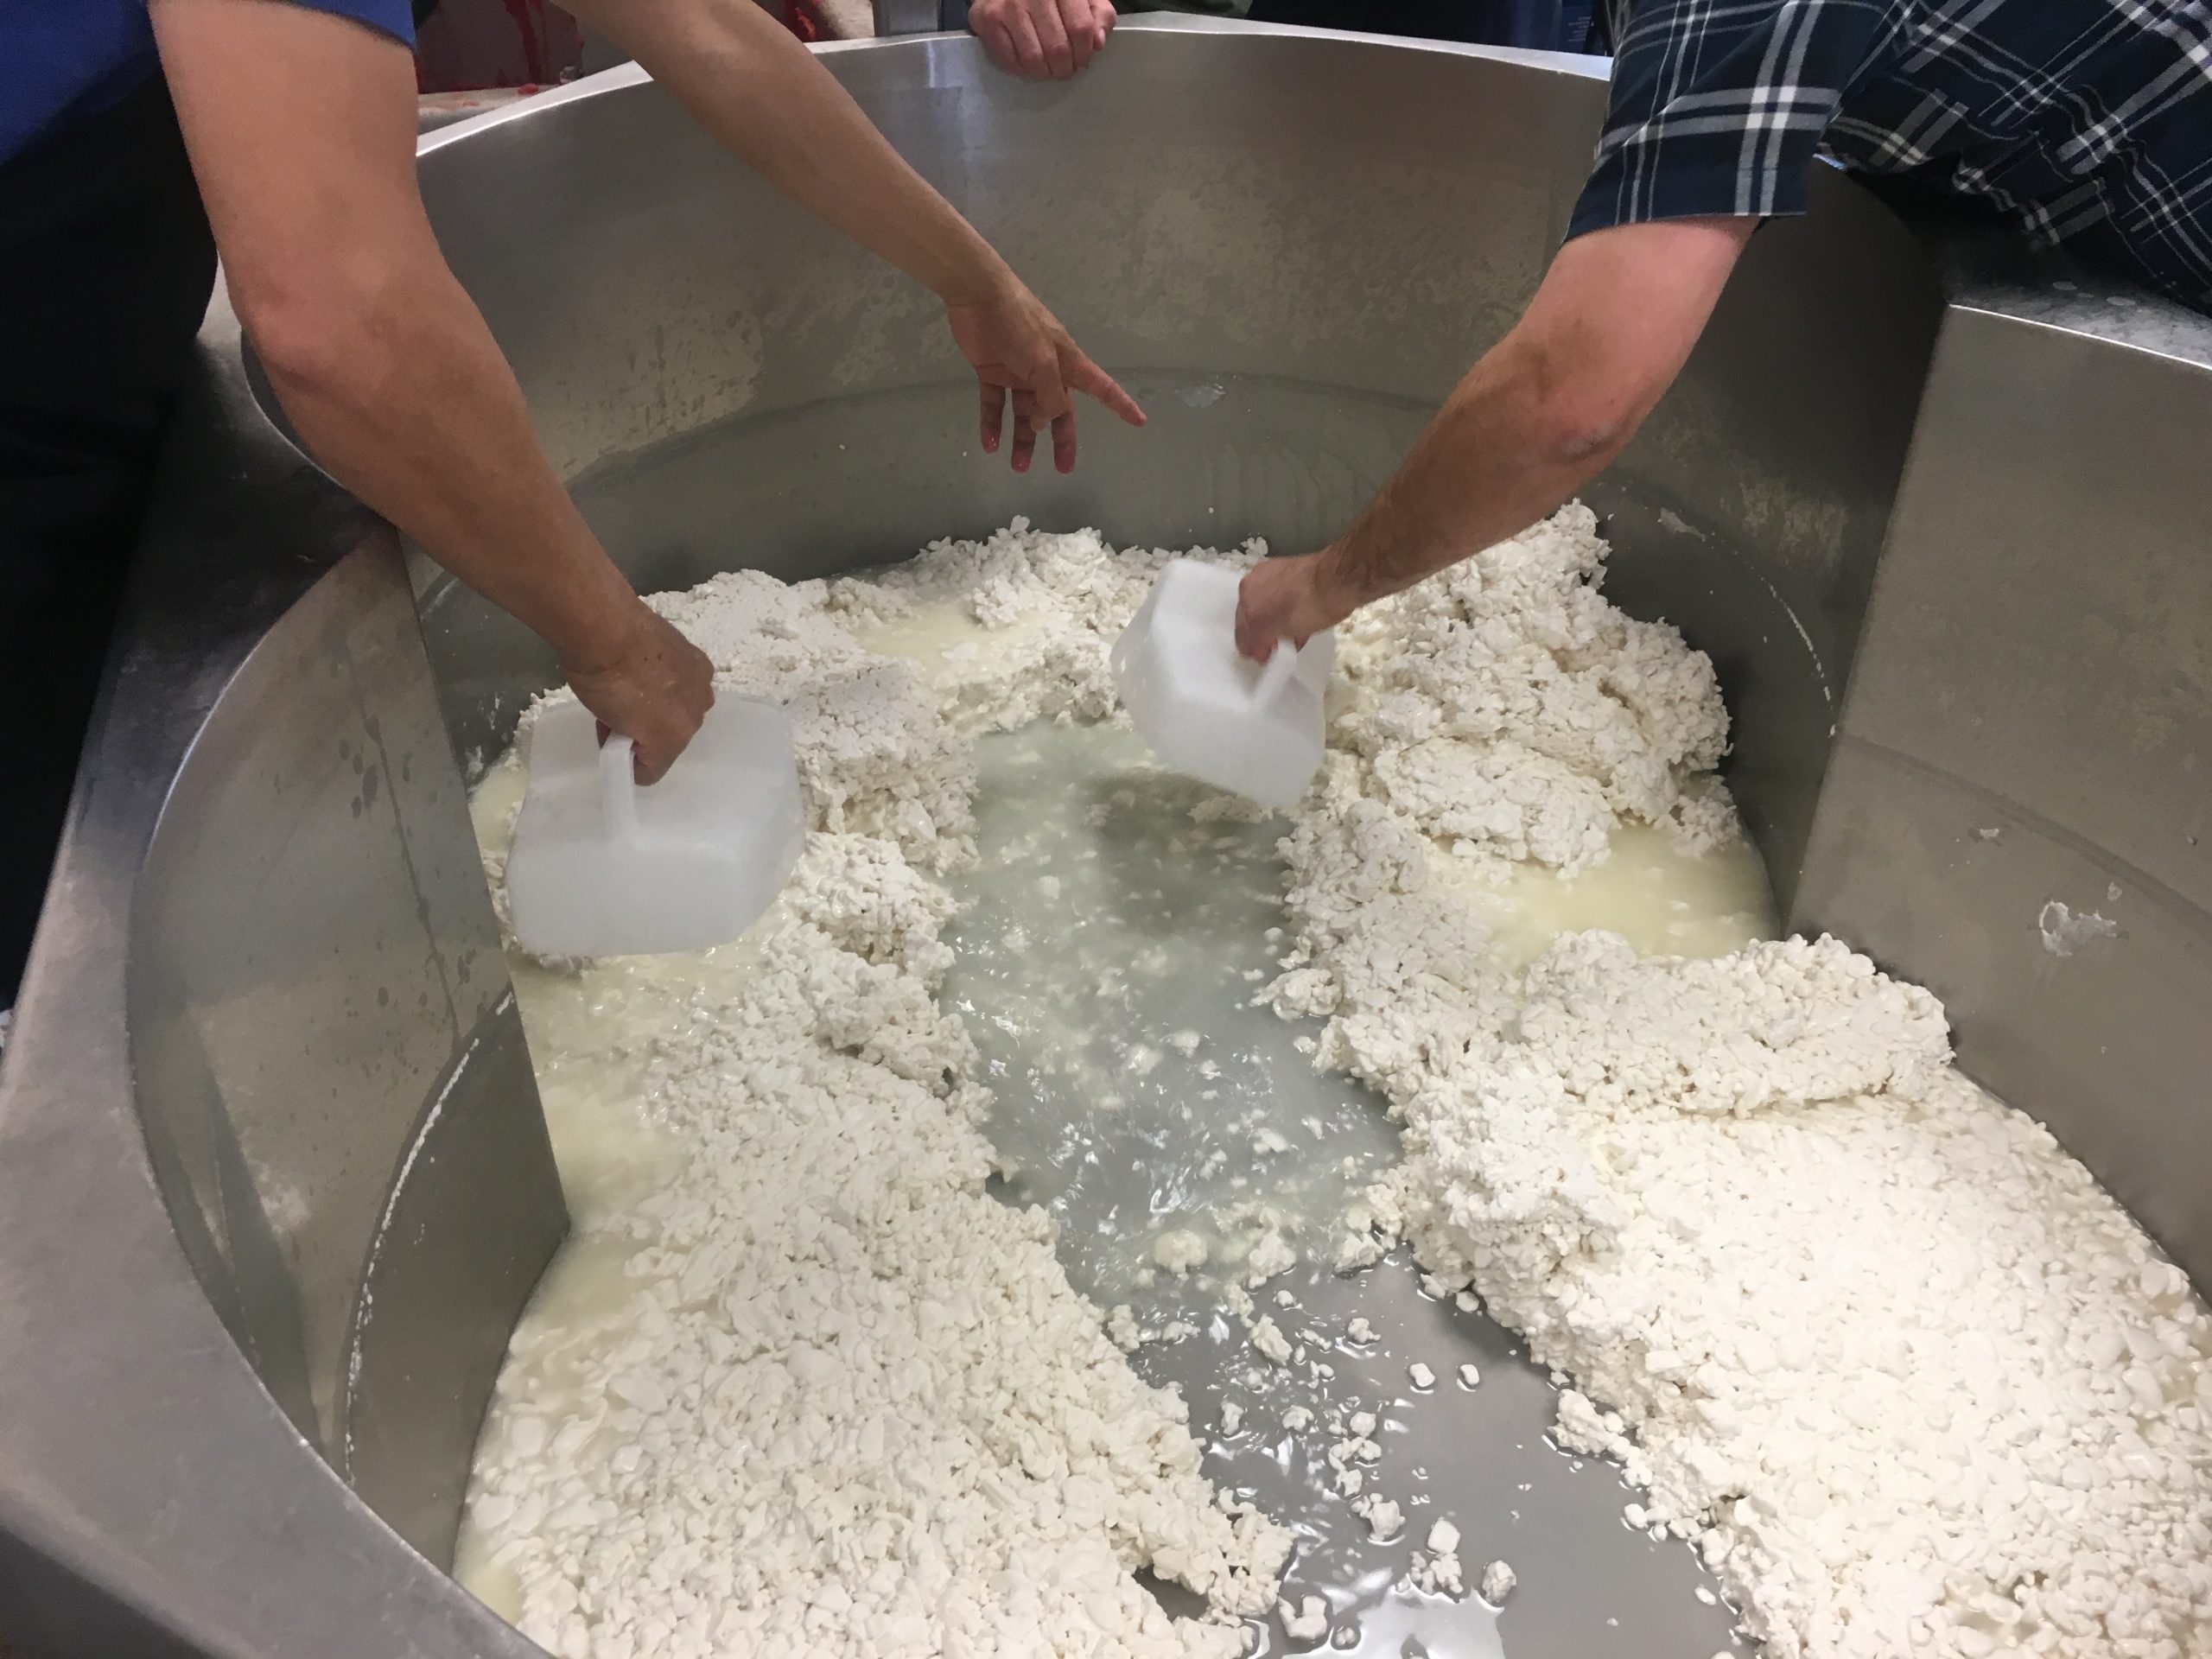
[414, 0, 584, 93]
[415, 0, 827, 92]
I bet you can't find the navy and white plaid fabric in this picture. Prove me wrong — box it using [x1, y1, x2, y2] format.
[1572, 0, 2212, 310]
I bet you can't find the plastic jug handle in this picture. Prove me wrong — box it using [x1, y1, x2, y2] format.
[1250, 639, 1302, 709]
[600, 734, 639, 838]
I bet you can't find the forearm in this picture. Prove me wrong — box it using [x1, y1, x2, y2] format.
[154, 0, 712, 772]
[248, 260, 641, 669]
[573, 0, 1011, 303]
[1234, 221, 1751, 659]
[1313, 219, 1753, 619]
[1318, 329, 1630, 613]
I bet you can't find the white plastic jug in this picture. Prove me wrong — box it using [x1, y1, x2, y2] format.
[505, 695, 805, 960]
[1109, 559, 1336, 810]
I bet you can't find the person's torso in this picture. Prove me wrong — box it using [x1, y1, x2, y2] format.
[1820, 1, 2212, 229]
[1600, 0, 2211, 219]
[0, 0, 165, 170]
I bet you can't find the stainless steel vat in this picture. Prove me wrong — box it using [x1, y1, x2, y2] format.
[0, 20, 2204, 1657]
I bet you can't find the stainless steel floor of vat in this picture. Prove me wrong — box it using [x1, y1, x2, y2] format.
[950, 724, 1751, 1659]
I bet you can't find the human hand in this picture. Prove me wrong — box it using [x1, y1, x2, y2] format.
[969, 0, 1115, 79]
[1234, 552, 1356, 662]
[947, 276, 1145, 473]
[561, 601, 716, 785]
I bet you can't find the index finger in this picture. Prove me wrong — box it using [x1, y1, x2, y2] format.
[1065, 353, 1147, 428]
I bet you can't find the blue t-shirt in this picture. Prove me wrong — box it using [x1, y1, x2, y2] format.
[2, 0, 416, 168]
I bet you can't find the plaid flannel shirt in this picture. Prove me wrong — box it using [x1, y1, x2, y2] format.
[1573, 0, 2212, 310]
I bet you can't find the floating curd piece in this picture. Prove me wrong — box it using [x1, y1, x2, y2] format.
[1151, 1229, 1209, 1275]
[1414, 1548, 1465, 1598]
[1480, 1560, 1517, 1605]
[1278, 1594, 1329, 1643]
[1353, 1494, 1404, 1541]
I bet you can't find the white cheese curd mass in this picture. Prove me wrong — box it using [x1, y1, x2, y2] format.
[456, 514, 2212, 1659]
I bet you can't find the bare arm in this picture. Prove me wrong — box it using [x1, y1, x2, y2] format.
[563, 0, 1143, 470]
[153, 0, 712, 779]
[1235, 218, 1756, 658]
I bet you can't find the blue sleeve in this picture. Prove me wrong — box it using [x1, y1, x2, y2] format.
[3, 0, 414, 168]
[292, 0, 416, 48]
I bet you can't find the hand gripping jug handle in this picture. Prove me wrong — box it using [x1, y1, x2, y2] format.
[1249, 639, 1303, 709]
[600, 734, 640, 838]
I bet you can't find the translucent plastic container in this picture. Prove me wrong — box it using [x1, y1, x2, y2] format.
[505, 695, 805, 959]
[1109, 559, 1336, 810]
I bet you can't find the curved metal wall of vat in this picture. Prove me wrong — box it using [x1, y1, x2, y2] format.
[410, 35, 1942, 906]
[0, 22, 2202, 1659]
[0, 326, 549, 1659]
[1797, 283, 2212, 1286]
